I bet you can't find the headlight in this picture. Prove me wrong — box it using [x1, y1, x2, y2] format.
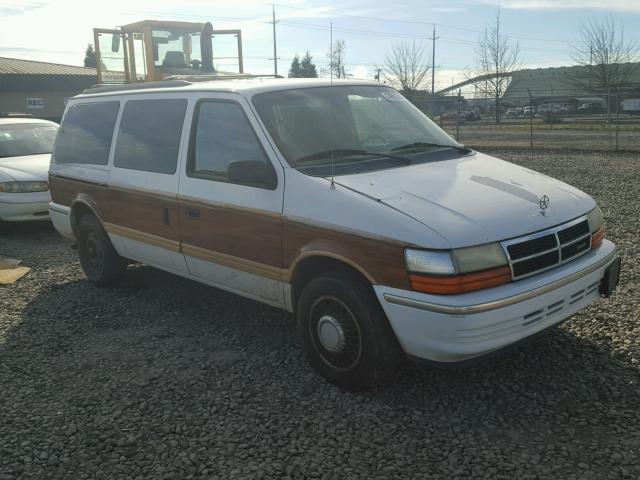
[587, 206, 604, 233]
[0, 181, 49, 193]
[405, 250, 455, 275]
[405, 244, 511, 295]
[451, 243, 508, 273]
[406, 243, 508, 275]
[588, 206, 605, 249]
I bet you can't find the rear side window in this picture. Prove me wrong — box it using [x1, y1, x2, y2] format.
[53, 101, 119, 165]
[114, 98, 187, 174]
[189, 101, 272, 185]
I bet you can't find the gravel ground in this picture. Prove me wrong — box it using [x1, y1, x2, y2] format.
[0, 150, 638, 480]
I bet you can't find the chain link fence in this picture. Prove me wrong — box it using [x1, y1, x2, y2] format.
[416, 91, 640, 153]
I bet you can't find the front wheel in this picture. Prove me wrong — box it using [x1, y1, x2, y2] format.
[296, 272, 403, 390]
[76, 215, 127, 285]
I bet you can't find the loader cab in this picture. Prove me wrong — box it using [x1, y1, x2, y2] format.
[93, 20, 244, 83]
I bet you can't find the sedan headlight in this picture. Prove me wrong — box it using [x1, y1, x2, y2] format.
[405, 243, 511, 295]
[0, 181, 49, 193]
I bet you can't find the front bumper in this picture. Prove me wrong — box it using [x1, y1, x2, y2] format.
[374, 240, 618, 363]
[0, 191, 51, 222]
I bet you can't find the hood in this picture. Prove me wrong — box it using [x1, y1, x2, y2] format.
[333, 152, 595, 248]
[0, 154, 51, 182]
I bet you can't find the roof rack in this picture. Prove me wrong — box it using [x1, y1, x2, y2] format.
[81, 74, 284, 95]
[82, 80, 191, 95]
[164, 74, 284, 82]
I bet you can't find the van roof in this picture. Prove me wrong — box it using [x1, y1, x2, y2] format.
[76, 78, 384, 99]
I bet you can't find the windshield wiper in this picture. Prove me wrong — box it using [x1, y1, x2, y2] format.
[391, 142, 471, 154]
[294, 149, 412, 166]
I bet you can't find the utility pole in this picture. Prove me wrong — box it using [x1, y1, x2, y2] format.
[430, 25, 439, 95]
[527, 87, 533, 156]
[271, 4, 278, 76]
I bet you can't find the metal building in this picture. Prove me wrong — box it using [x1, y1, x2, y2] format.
[0, 57, 97, 122]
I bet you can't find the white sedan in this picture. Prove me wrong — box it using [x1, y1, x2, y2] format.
[0, 118, 58, 222]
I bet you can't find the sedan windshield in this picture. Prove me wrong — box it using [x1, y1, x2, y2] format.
[252, 85, 468, 175]
[0, 123, 58, 158]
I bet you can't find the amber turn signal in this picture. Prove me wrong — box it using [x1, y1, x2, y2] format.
[591, 227, 605, 250]
[409, 266, 512, 295]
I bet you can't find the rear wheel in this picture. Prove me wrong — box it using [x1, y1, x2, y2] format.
[297, 271, 403, 390]
[76, 215, 127, 285]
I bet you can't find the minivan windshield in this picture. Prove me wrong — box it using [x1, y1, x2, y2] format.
[252, 85, 469, 175]
[0, 123, 58, 159]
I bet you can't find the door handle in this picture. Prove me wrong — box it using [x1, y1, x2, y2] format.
[188, 208, 200, 219]
[163, 207, 170, 225]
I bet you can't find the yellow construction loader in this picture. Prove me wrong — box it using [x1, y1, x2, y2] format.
[93, 19, 246, 83]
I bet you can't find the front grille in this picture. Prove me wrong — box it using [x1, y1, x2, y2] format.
[507, 234, 557, 260]
[557, 220, 589, 244]
[504, 218, 591, 279]
[512, 251, 559, 277]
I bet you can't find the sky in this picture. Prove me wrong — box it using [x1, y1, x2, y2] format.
[1, 0, 639, 91]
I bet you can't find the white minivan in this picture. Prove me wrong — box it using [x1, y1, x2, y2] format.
[48, 79, 620, 390]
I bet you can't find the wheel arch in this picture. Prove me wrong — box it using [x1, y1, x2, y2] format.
[69, 196, 102, 236]
[289, 253, 375, 312]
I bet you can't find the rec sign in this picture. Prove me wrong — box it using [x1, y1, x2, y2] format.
[26, 98, 44, 109]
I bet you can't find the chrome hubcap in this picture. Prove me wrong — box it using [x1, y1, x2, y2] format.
[317, 315, 346, 353]
[309, 296, 363, 372]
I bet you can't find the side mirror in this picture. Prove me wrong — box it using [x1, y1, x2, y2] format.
[227, 160, 275, 188]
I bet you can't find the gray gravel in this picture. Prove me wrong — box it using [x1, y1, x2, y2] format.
[0, 150, 639, 480]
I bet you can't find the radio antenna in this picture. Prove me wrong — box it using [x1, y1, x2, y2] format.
[330, 149, 335, 189]
[329, 21, 335, 189]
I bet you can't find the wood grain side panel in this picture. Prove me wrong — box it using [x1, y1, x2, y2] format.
[49, 175, 109, 217]
[50, 176, 411, 289]
[106, 186, 180, 242]
[104, 222, 180, 252]
[49, 175, 180, 242]
[283, 220, 411, 290]
[179, 198, 283, 268]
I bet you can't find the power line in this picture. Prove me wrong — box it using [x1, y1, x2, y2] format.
[277, 20, 575, 54]
[272, 3, 584, 44]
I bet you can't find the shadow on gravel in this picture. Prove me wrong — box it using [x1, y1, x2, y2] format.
[1, 263, 639, 479]
[0, 221, 74, 269]
[0, 220, 56, 238]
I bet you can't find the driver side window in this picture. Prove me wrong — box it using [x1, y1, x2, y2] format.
[188, 100, 275, 188]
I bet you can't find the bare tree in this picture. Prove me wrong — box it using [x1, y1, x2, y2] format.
[327, 40, 347, 79]
[474, 9, 520, 123]
[570, 15, 638, 120]
[384, 40, 431, 101]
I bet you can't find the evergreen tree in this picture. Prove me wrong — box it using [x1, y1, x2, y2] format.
[84, 44, 97, 68]
[288, 55, 302, 78]
[300, 51, 318, 78]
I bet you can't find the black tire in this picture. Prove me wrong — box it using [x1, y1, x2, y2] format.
[76, 215, 127, 285]
[296, 271, 403, 391]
